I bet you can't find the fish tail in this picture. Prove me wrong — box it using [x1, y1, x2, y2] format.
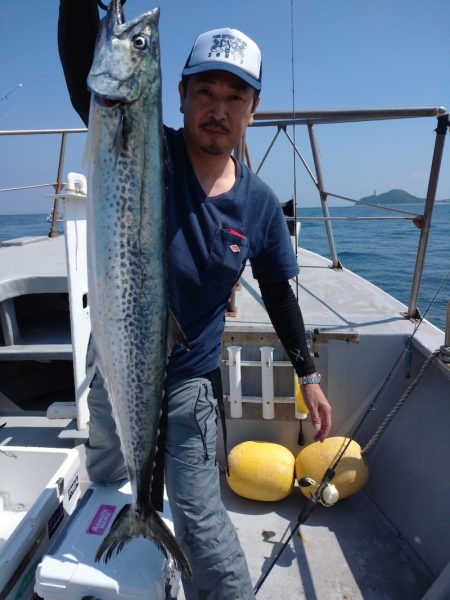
[95, 503, 192, 577]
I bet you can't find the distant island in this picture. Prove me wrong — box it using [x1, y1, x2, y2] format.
[358, 189, 450, 205]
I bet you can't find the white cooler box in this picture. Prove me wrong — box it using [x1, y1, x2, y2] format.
[34, 481, 180, 600]
[0, 446, 81, 600]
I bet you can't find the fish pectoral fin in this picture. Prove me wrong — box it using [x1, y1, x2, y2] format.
[168, 310, 189, 352]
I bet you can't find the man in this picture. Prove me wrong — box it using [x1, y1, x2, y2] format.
[58, 2, 331, 598]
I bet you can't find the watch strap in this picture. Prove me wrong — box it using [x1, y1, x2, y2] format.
[299, 373, 321, 385]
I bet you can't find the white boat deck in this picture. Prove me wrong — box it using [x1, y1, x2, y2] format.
[0, 235, 67, 300]
[229, 248, 444, 345]
[0, 415, 437, 600]
[0, 235, 71, 360]
[0, 235, 448, 599]
[221, 477, 432, 599]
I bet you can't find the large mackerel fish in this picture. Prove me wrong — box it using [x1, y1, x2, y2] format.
[85, 0, 190, 575]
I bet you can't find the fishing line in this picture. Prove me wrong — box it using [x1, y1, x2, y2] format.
[255, 6, 306, 592]
[289, 0, 307, 452]
[290, 0, 299, 302]
[310, 270, 450, 470]
[351, 267, 450, 439]
[0, 83, 22, 103]
[415, 269, 450, 324]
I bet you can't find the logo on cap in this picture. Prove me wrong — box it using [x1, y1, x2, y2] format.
[209, 34, 247, 65]
[182, 27, 262, 91]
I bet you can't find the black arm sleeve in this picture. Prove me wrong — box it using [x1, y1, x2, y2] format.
[58, 0, 100, 126]
[259, 279, 316, 377]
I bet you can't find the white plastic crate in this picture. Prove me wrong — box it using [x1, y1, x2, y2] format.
[35, 481, 180, 600]
[0, 446, 81, 600]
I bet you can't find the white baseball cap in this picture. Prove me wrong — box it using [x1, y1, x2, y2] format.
[182, 27, 262, 91]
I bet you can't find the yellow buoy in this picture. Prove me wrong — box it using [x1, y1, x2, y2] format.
[227, 441, 295, 501]
[295, 436, 368, 501]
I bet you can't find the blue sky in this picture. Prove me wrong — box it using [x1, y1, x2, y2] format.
[0, 0, 449, 213]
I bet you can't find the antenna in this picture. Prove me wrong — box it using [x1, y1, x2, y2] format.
[290, 0, 299, 300]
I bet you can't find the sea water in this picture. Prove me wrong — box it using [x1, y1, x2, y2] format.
[298, 203, 449, 331]
[0, 213, 57, 241]
[0, 207, 448, 330]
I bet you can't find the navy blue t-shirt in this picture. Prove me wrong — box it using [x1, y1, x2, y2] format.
[164, 127, 299, 380]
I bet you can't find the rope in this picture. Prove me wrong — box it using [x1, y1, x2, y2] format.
[256, 342, 445, 592]
[0, 183, 55, 193]
[440, 344, 450, 364]
[362, 348, 441, 454]
[252, 69, 449, 597]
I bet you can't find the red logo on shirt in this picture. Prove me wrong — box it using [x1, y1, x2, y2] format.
[225, 228, 247, 239]
[230, 244, 240, 253]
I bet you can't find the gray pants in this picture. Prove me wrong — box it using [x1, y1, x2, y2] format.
[85, 371, 255, 600]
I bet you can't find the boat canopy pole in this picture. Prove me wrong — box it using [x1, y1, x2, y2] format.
[254, 126, 283, 175]
[48, 131, 68, 238]
[307, 124, 342, 269]
[406, 113, 449, 319]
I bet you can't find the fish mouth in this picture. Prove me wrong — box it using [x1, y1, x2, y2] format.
[88, 73, 136, 106]
[88, 73, 130, 106]
[96, 96, 122, 108]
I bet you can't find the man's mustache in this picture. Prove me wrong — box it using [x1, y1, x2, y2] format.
[200, 120, 230, 133]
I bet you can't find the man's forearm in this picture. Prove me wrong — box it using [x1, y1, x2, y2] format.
[58, 0, 100, 126]
[259, 279, 316, 377]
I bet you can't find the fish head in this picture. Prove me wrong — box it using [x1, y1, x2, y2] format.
[88, 1, 160, 105]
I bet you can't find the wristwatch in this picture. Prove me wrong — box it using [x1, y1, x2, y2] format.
[299, 373, 321, 385]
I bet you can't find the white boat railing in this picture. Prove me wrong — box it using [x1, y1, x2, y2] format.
[0, 107, 448, 321]
[0, 127, 85, 238]
[243, 106, 450, 320]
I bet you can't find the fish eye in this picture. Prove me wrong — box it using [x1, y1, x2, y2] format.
[132, 35, 148, 50]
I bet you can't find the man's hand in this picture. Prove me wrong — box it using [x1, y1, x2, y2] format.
[300, 383, 332, 442]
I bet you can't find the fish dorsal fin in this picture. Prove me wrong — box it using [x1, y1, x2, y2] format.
[167, 311, 189, 353]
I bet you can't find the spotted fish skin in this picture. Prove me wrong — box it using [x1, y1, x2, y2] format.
[85, 0, 190, 575]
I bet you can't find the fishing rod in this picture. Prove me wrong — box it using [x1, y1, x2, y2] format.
[254, 465, 335, 594]
[255, 270, 450, 594]
[254, 3, 328, 591]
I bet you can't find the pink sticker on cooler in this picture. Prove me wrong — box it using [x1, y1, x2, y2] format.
[87, 504, 116, 535]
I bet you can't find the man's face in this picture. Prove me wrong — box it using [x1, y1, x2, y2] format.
[179, 71, 259, 157]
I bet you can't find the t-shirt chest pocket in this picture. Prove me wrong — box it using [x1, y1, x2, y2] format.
[206, 227, 249, 284]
